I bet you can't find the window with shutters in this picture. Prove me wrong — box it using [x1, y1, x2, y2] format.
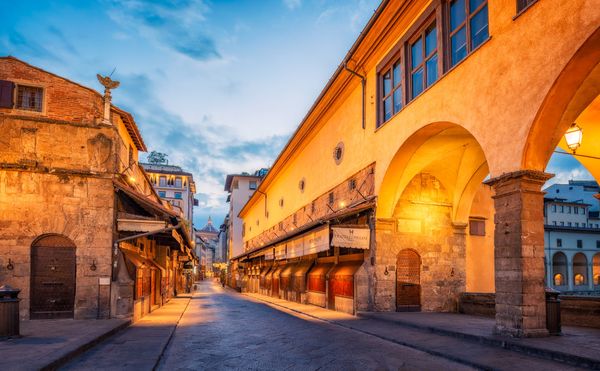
[16, 85, 44, 112]
[0, 80, 15, 108]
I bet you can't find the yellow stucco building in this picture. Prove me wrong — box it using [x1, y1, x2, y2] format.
[233, 0, 600, 338]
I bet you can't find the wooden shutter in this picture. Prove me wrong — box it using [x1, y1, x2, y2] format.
[0, 80, 14, 108]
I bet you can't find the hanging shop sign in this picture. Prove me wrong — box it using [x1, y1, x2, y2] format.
[304, 226, 330, 255]
[265, 248, 275, 260]
[274, 244, 287, 260]
[331, 227, 370, 249]
[287, 236, 304, 258]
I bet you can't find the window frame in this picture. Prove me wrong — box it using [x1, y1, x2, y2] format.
[14, 82, 46, 114]
[375, 3, 444, 127]
[407, 16, 441, 101]
[446, 0, 489, 68]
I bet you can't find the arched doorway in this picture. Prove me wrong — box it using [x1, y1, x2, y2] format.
[552, 252, 567, 287]
[30, 234, 76, 319]
[573, 253, 588, 288]
[396, 249, 421, 312]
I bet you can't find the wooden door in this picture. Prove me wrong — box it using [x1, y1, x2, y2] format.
[396, 249, 421, 311]
[30, 235, 76, 319]
[151, 270, 156, 306]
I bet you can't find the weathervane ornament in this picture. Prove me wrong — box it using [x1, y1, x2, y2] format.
[97, 73, 120, 124]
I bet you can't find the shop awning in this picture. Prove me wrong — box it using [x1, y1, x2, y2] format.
[329, 261, 364, 278]
[121, 249, 166, 274]
[280, 263, 294, 278]
[308, 263, 334, 278]
[292, 260, 314, 277]
[232, 197, 375, 261]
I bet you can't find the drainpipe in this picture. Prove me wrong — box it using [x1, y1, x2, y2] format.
[344, 62, 366, 130]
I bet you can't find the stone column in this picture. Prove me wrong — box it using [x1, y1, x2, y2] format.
[485, 170, 552, 338]
[588, 259, 594, 291]
[566, 255, 574, 291]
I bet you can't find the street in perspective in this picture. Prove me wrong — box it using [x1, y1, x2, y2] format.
[1, 0, 600, 370]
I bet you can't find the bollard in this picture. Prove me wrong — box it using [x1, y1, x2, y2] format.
[545, 287, 561, 336]
[0, 285, 21, 337]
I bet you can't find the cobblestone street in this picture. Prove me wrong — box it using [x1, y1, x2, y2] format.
[155, 281, 469, 371]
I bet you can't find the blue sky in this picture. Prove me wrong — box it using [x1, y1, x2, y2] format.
[0, 0, 592, 228]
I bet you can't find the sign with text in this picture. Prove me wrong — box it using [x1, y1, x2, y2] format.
[331, 227, 370, 249]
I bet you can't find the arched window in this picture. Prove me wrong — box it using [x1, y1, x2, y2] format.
[552, 252, 567, 287]
[553, 274, 564, 286]
[573, 253, 588, 286]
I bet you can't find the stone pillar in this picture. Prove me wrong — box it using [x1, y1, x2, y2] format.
[588, 259, 594, 291]
[566, 255, 574, 291]
[485, 170, 552, 338]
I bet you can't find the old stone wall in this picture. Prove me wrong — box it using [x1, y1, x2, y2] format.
[0, 57, 104, 124]
[374, 174, 466, 312]
[0, 170, 114, 319]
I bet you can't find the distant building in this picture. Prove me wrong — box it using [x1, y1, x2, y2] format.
[195, 217, 219, 276]
[224, 169, 267, 259]
[544, 181, 600, 293]
[141, 162, 198, 235]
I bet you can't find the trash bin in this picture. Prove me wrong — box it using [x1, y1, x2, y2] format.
[545, 287, 561, 335]
[0, 285, 20, 337]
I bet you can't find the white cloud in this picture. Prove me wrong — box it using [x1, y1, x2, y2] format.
[283, 0, 302, 10]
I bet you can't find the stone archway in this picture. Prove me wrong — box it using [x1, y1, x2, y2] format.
[396, 249, 421, 312]
[30, 234, 76, 319]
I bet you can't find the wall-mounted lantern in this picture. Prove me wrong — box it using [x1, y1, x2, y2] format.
[564, 123, 583, 154]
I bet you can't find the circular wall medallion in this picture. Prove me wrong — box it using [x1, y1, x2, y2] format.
[333, 142, 344, 165]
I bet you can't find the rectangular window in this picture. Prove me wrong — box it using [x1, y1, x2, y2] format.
[174, 192, 182, 199]
[556, 238, 562, 247]
[328, 192, 334, 205]
[560, 206, 564, 213]
[577, 240, 583, 248]
[568, 222, 572, 227]
[551, 205, 556, 212]
[469, 219, 485, 236]
[448, 0, 489, 67]
[380, 60, 403, 125]
[16, 85, 43, 112]
[567, 206, 571, 214]
[575, 222, 579, 227]
[553, 221, 557, 226]
[410, 22, 438, 100]
[175, 177, 182, 188]
[249, 180, 257, 190]
[560, 222, 564, 226]
[159, 176, 166, 187]
[233, 180, 239, 189]
[517, 0, 537, 13]
[158, 191, 166, 198]
[574, 207, 579, 214]
[596, 240, 600, 248]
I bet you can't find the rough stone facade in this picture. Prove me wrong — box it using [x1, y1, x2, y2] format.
[0, 57, 159, 320]
[374, 174, 466, 312]
[486, 170, 551, 337]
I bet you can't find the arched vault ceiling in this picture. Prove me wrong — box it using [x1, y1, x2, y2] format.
[387, 127, 489, 224]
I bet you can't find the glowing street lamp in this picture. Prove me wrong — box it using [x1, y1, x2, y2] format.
[564, 123, 583, 154]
